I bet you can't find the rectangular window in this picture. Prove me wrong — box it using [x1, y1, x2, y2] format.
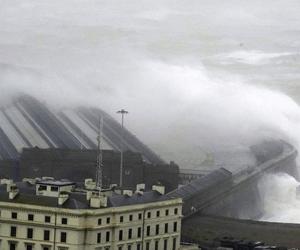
[118, 246, 122, 250]
[137, 244, 141, 250]
[174, 208, 178, 215]
[147, 212, 151, 219]
[61, 232, 67, 243]
[26, 245, 33, 250]
[43, 247, 49, 250]
[9, 243, 16, 250]
[156, 224, 159, 235]
[128, 228, 132, 239]
[106, 231, 110, 242]
[173, 222, 178, 232]
[137, 227, 141, 238]
[106, 217, 110, 224]
[98, 218, 102, 225]
[50, 186, 58, 192]
[27, 228, 33, 239]
[146, 226, 150, 236]
[165, 223, 168, 234]
[172, 238, 177, 250]
[155, 241, 159, 250]
[156, 211, 160, 217]
[62, 218, 68, 225]
[146, 242, 150, 250]
[45, 216, 51, 223]
[120, 216, 123, 223]
[164, 239, 168, 250]
[97, 232, 101, 243]
[119, 230, 123, 241]
[11, 212, 17, 219]
[10, 226, 17, 237]
[129, 214, 133, 221]
[28, 214, 34, 221]
[44, 230, 50, 241]
[165, 209, 169, 216]
[39, 185, 47, 191]
[138, 213, 142, 220]
[127, 245, 131, 250]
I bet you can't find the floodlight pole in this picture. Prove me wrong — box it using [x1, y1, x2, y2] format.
[117, 109, 128, 187]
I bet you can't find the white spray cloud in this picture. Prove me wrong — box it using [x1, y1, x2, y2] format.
[1, 0, 300, 169]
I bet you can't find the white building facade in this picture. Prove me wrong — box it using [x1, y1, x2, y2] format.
[0, 179, 182, 250]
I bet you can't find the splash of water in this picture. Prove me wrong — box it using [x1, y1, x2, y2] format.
[258, 173, 300, 223]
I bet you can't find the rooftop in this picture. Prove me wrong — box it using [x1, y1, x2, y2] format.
[0, 178, 173, 210]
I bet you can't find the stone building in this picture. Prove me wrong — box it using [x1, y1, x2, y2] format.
[0, 178, 182, 250]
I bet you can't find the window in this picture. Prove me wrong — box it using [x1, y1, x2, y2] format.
[28, 214, 34, 221]
[27, 228, 33, 239]
[118, 247, 122, 250]
[165, 209, 169, 216]
[172, 238, 177, 250]
[156, 211, 160, 217]
[45, 216, 51, 223]
[98, 218, 102, 225]
[44, 230, 50, 241]
[26, 245, 33, 250]
[156, 224, 159, 235]
[137, 227, 141, 238]
[106, 231, 110, 242]
[128, 228, 132, 239]
[42, 247, 49, 250]
[61, 232, 67, 243]
[174, 208, 178, 215]
[129, 214, 133, 221]
[106, 217, 110, 224]
[147, 212, 151, 219]
[51, 186, 58, 192]
[10, 226, 16, 237]
[119, 230, 123, 241]
[137, 243, 141, 250]
[155, 241, 159, 250]
[11, 212, 17, 219]
[164, 223, 168, 233]
[120, 216, 123, 223]
[138, 213, 142, 220]
[146, 242, 150, 250]
[128, 245, 132, 250]
[97, 232, 101, 243]
[173, 222, 178, 232]
[146, 226, 150, 236]
[62, 218, 68, 224]
[39, 185, 47, 191]
[164, 239, 168, 250]
[9, 243, 16, 250]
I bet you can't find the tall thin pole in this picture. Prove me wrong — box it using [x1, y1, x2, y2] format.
[117, 109, 128, 187]
[96, 116, 103, 189]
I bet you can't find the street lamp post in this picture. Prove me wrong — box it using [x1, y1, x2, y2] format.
[117, 109, 128, 187]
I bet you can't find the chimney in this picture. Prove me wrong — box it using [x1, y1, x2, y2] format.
[152, 185, 165, 195]
[123, 189, 133, 197]
[136, 183, 145, 192]
[85, 179, 96, 190]
[86, 190, 92, 201]
[58, 192, 69, 206]
[9, 184, 19, 200]
[90, 194, 108, 208]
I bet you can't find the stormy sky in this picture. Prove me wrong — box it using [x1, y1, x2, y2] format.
[1, 0, 300, 167]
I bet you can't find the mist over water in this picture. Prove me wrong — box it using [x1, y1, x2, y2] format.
[1, 0, 300, 175]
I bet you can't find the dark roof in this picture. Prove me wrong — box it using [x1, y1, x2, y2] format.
[0, 182, 173, 210]
[166, 168, 232, 201]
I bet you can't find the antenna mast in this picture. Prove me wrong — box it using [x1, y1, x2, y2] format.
[96, 116, 103, 189]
